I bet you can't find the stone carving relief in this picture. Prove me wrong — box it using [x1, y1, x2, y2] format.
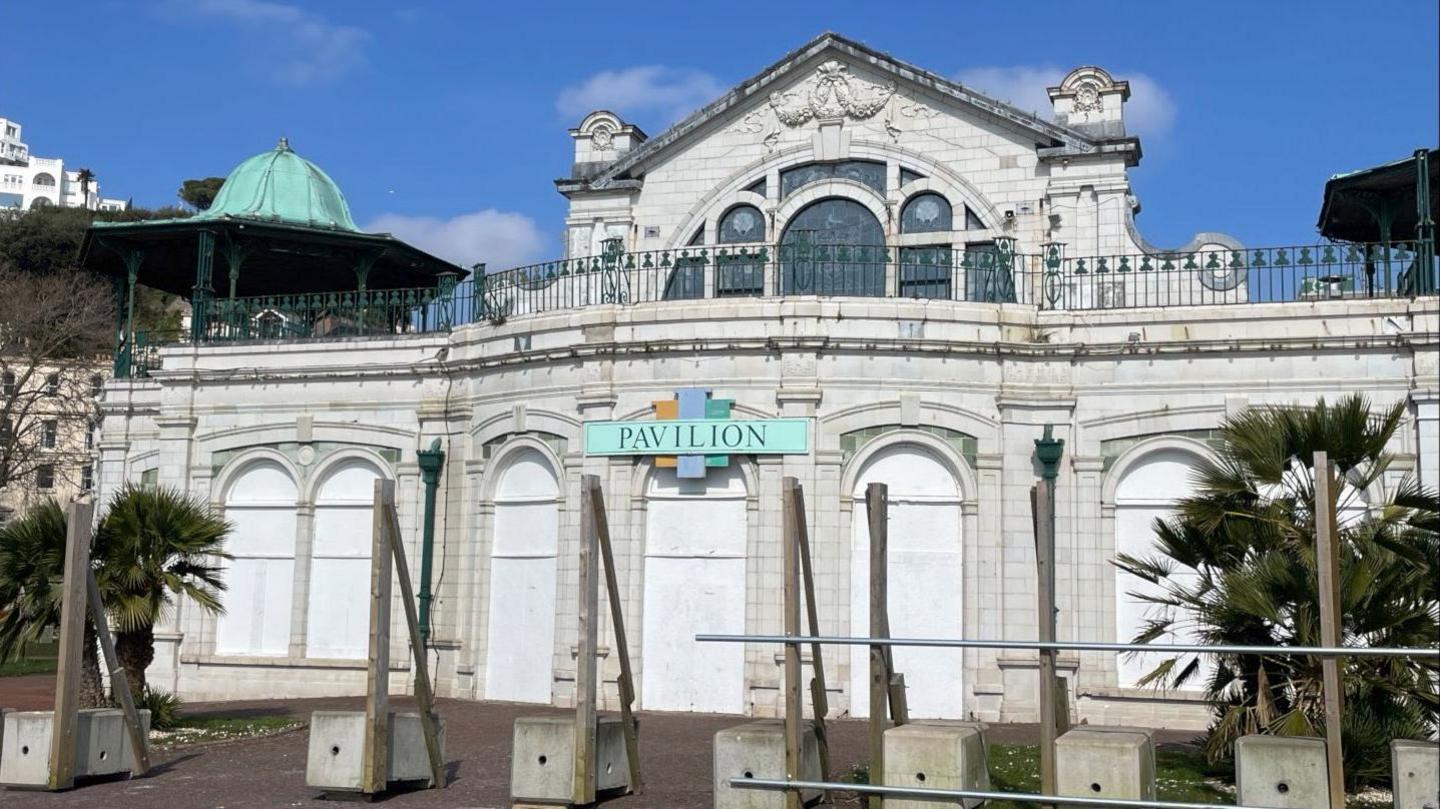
[728, 111, 767, 134]
[898, 99, 940, 119]
[726, 61, 940, 152]
[590, 124, 615, 149]
[768, 60, 897, 126]
[1072, 81, 1103, 114]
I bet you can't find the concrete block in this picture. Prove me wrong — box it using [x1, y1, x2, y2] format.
[510, 714, 634, 804]
[1392, 739, 1439, 809]
[1235, 735, 1328, 809]
[713, 720, 821, 809]
[883, 720, 990, 809]
[0, 708, 151, 787]
[304, 711, 446, 792]
[1056, 726, 1155, 800]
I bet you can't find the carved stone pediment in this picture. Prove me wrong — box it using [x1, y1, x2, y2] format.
[767, 60, 897, 126]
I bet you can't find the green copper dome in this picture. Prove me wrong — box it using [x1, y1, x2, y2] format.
[195, 138, 358, 231]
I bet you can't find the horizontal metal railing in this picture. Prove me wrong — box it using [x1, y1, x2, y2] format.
[117, 286, 452, 377]
[695, 633, 1440, 659]
[111, 239, 1437, 376]
[731, 778, 1277, 809]
[205, 287, 446, 341]
[466, 239, 1435, 320]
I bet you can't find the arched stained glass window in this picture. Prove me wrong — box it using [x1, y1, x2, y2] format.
[718, 205, 764, 243]
[964, 206, 986, 230]
[900, 193, 952, 234]
[779, 198, 886, 296]
[716, 204, 766, 297]
[662, 250, 707, 301]
[780, 161, 886, 198]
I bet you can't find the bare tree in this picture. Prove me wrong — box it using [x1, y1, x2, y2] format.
[0, 263, 114, 516]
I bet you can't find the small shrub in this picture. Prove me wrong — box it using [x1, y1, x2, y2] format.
[135, 687, 183, 730]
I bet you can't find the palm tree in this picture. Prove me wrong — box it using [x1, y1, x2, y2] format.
[1115, 394, 1439, 788]
[0, 486, 230, 705]
[0, 500, 107, 707]
[75, 168, 94, 208]
[98, 484, 230, 699]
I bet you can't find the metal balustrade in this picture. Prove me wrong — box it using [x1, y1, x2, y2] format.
[111, 238, 1436, 377]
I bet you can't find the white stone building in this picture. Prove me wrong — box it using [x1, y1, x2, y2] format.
[87, 34, 1438, 730]
[0, 116, 126, 211]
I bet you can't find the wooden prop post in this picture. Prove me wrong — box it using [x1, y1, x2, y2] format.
[866, 483, 886, 809]
[784, 477, 831, 785]
[782, 477, 803, 809]
[44, 502, 155, 791]
[361, 480, 395, 795]
[1032, 481, 1059, 802]
[359, 479, 446, 795]
[86, 568, 151, 778]
[47, 501, 93, 791]
[584, 474, 642, 795]
[572, 475, 601, 806]
[382, 498, 446, 788]
[864, 482, 908, 809]
[1312, 452, 1345, 809]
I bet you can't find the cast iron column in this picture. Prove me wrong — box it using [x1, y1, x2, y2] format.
[415, 439, 446, 648]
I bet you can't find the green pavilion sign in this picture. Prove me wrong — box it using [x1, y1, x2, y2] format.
[585, 389, 809, 478]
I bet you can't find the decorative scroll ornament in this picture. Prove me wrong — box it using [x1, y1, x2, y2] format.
[898, 99, 940, 119]
[590, 124, 614, 149]
[728, 111, 767, 134]
[768, 60, 897, 126]
[1072, 81, 1103, 113]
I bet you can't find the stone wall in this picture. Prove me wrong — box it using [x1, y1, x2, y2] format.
[96, 295, 1437, 729]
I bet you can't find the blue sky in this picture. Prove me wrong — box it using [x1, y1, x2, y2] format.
[7, 1, 1437, 269]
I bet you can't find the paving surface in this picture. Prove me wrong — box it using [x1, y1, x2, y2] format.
[0, 683, 1199, 809]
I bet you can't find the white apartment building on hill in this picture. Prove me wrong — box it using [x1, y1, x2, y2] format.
[0, 116, 126, 212]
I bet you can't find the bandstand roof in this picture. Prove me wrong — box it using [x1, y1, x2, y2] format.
[81, 139, 466, 297]
[1317, 148, 1438, 243]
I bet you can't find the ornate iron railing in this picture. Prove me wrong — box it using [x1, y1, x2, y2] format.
[1036, 241, 1434, 310]
[112, 240, 1435, 378]
[467, 239, 1434, 321]
[116, 286, 452, 378]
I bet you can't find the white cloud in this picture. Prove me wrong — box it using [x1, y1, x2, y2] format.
[556, 66, 725, 125]
[181, 0, 369, 86]
[365, 209, 549, 270]
[955, 65, 1177, 139]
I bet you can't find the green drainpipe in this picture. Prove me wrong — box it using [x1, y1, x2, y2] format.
[415, 438, 446, 648]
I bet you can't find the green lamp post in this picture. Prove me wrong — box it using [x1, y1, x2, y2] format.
[415, 438, 446, 648]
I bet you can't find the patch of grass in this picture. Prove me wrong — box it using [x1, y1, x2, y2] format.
[149, 715, 302, 748]
[988, 743, 1229, 808]
[0, 657, 57, 677]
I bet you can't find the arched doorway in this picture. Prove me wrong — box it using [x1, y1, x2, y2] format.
[306, 459, 383, 659]
[848, 443, 965, 718]
[216, 460, 297, 656]
[641, 465, 747, 713]
[780, 198, 886, 296]
[1113, 446, 1205, 688]
[484, 447, 561, 703]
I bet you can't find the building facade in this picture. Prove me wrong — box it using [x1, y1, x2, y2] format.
[1, 116, 125, 211]
[0, 365, 104, 527]
[91, 34, 1438, 729]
